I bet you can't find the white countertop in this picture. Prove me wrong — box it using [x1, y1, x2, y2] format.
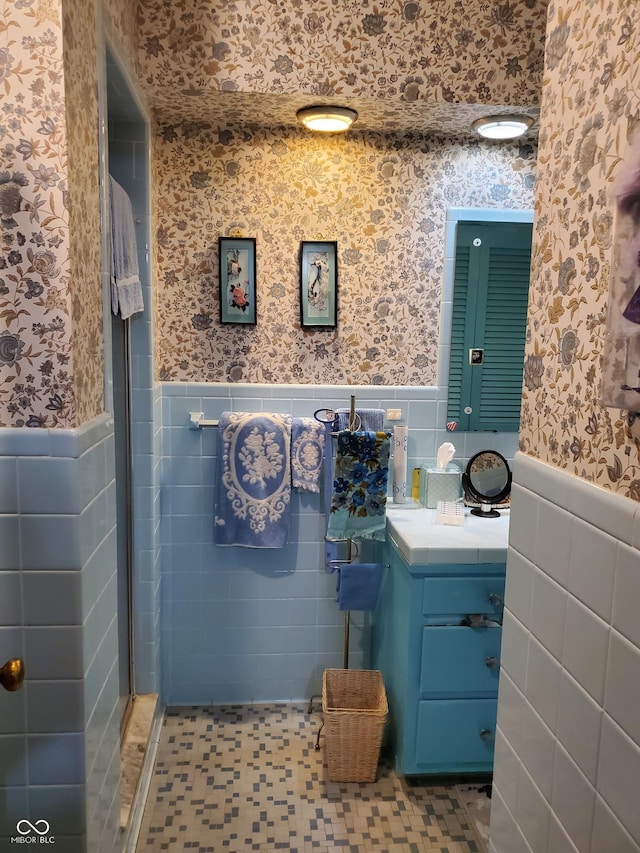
[386, 501, 510, 565]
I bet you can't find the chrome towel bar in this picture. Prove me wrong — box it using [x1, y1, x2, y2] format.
[189, 411, 219, 429]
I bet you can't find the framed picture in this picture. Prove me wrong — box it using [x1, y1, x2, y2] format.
[219, 237, 257, 325]
[300, 241, 338, 329]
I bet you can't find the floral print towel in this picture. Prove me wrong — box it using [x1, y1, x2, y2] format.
[326, 430, 390, 542]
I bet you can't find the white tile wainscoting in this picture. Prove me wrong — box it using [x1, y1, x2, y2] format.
[489, 452, 640, 853]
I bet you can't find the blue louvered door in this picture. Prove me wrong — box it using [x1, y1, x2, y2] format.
[447, 221, 532, 432]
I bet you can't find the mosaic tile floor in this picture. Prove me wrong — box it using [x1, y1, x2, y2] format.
[136, 703, 486, 853]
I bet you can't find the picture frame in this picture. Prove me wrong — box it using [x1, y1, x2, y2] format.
[219, 237, 257, 325]
[299, 241, 338, 329]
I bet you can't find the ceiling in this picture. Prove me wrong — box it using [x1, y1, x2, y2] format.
[131, 0, 545, 140]
[146, 88, 539, 141]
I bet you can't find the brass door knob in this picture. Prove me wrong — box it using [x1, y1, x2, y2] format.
[0, 658, 25, 692]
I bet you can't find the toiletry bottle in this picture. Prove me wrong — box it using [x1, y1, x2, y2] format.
[383, 409, 398, 500]
[385, 409, 407, 504]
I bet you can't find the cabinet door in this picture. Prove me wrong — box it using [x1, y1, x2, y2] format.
[420, 626, 502, 695]
[416, 698, 497, 767]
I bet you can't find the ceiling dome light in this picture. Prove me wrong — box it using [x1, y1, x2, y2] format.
[296, 105, 358, 133]
[472, 115, 534, 140]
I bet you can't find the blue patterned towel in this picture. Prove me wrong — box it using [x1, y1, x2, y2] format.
[291, 417, 325, 493]
[336, 563, 384, 611]
[326, 430, 390, 542]
[214, 412, 292, 548]
[335, 408, 385, 431]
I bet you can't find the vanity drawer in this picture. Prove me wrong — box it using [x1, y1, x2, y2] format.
[416, 698, 497, 767]
[420, 626, 502, 695]
[422, 576, 505, 618]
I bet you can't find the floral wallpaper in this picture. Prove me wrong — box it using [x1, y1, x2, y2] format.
[154, 123, 536, 385]
[0, 0, 140, 428]
[2, 0, 636, 496]
[0, 0, 74, 427]
[140, 0, 543, 386]
[519, 0, 640, 496]
[137, 0, 548, 131]
[0, 0, 544, 427]
[103, 0, 139, 75]
[63, 0, 104, 427]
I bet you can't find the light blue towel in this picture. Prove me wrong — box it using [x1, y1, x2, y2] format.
[335, 408, 385, 431]
[326, 430, 390, 542]
[291, 417, 325, 493]
[214, 412, 292, 548]
[336, 563, 384, 611]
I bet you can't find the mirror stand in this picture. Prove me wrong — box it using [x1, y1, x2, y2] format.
[462, 450, 512, 519]
[470, 502, 502, 519]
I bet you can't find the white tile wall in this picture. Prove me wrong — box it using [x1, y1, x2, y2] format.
[489, 788, 531, 853]
[563, 596, 610, 705]
[555, 669, 602, 785]
[612, 542, 640, 647]
[507, 483, 540, 563]
[503, 549, 534, 626]
[496, 672, 525, 755]
[493, 729, 522, 817]
[551, 743, 596, 852]
[592, 796, 639, 852]
[529, 566, 568, 659]
[491, 452, 640, 853]
[597, 717, 640, 843]
[548, 812, 580, 853]
[535, 500, 574, 587]
[605, 631, 640, 745]
[516, 764, 551, 851]
[499, 611, 529, 693]
[518, 701, 555, 800]
[568, 519, 617, 621]
[524, 637, 561, 732]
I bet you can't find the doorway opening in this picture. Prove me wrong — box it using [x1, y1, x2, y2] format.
[104, 43, 151, 737]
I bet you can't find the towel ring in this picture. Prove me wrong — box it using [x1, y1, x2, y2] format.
[349, 413, 362, 430]
[326, 541, 360, 571]
[313, 408, 361, 431]
[314, 408, 338, 424]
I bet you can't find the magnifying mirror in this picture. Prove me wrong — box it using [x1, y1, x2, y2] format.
[462, 450, 512, 518]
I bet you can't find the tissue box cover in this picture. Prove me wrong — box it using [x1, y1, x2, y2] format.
[420, 463, 461, 508]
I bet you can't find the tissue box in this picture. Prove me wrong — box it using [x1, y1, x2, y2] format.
[420, 463, 462, 508]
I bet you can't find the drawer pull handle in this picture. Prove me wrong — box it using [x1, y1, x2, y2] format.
[480, 729, 494, 742]
[488, 592, 503, 606]
[485, 655, 500, 669]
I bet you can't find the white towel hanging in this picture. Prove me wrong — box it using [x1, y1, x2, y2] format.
[109, 176, 144, 319]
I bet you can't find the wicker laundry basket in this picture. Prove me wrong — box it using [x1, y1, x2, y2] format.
[322, 668, 388, 782]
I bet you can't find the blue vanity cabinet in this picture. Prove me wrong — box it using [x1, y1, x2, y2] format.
[371, 541, 506, 776]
